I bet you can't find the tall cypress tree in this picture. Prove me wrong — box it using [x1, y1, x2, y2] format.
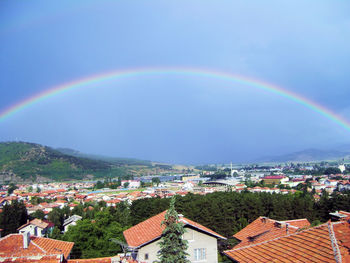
[158, 197, 190, 263]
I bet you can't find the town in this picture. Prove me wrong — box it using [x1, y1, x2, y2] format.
[0, 161, 349, 262]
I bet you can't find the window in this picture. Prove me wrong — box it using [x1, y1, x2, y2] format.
[194, 248, 206, 261]
[144, 253, 149, 260]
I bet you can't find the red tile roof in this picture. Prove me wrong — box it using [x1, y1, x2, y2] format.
[0, 255, 62, 262]
[233, 216, 310, 248]
[18, 219, 50, 230]
[263, 176, 285, 179]
[339, 211, 350, 219]
[31, 236, 74, 259]
[284, 218, 311, 229]
[224, 220, 350, 263]
[0, 234, 74, 260]
[67, 256, 137, 263]
[123, 211, 226, 248]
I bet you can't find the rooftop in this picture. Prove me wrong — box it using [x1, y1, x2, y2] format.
[18, 219, 52, 230]
[123, 210, 226, 248]
[225, 220, 350, 262]
[233, 216, 310, 248]
[0, 234, 74, 260]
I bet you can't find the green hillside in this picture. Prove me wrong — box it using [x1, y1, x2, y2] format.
[0, 142, 125, 182]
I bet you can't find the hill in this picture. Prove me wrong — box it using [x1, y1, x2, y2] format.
[56, 148, 152, 166]
[256, 148, 350, 163]
[0, 142, 125, 183]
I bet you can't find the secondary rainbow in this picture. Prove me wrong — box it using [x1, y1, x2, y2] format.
[1, 67, 350, 132]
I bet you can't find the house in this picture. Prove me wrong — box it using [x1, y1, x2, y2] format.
[324, 179, 338, 187]
[123, 211, 226, 263]
[121, 180, 140, 188]
[329, 210, 350, 221]
[262, 175, 288, 185]
[0, 231, 74, 262]
[232, 216, 310, 248]
[338, 180, 350, 192]
[63, 215, 82, 232]
[18, 218, 54, 237]
[224, 219, 350, 262]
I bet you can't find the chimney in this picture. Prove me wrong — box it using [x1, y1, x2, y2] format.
[275, 221, 285, 228]
[23, 231, 30, 249]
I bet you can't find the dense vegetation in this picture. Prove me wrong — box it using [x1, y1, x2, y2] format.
[0, 200, 28, 236]
[0, 142, 125, 181]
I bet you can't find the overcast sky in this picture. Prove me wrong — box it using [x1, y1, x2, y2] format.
[1, 0, 350, 164]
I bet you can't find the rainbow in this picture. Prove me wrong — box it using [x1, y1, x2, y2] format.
[1, 67, 350, 132]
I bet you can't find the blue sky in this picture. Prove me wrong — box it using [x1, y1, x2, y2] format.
[1, 0, 350, 164]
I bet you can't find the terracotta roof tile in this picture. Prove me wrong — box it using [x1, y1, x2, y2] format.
[0, 255, 62, 262]
[67, 256, 137, 263]
[123, 211, 225, 248]
[0, 234, 74, 260]
[224, 220, 350, 263]
[31, 236, 74, 259]
[233, 217, 310, 248]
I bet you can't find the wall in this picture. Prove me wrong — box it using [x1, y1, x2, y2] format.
[136, 226, 218, 263]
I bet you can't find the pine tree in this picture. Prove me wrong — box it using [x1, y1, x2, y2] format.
[157, 197, 190, 263]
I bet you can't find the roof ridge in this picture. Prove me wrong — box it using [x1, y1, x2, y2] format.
[327, 222, 342, 263]
[35, 236, 74, 244]
[282, 218, 308, 222]
[227, 222, 330, 252]
[181, 218, 226, 240]
[1, 253, 61, 260]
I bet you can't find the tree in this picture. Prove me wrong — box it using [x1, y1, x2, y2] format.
[0, 200, 28, 236]
[7, 183, 17, 195]
[324, 167, 341, 175]
[31, 209, 45, 220]
[152, 177, 161, 186]
[123, 182, 130, 188]
[62, 214, 125, 259]
[157, 197, 189, 263]
[95, 181, 104, 189]
[48, 208, 64, 230]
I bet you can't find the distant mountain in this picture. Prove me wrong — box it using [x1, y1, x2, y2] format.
[257, 148, 350, 163]
[0, 142, 123, 183]
[56, 148, 152, 166]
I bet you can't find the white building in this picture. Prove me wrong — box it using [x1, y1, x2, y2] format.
[121, 180, 140, 188]
[123, 211, 226, 263]
[63, 215, 82, 232]
[17, 219, 53, 237]
[338, 164, 346, 173]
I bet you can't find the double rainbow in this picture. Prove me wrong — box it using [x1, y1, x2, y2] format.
[1, 67, 350, 132]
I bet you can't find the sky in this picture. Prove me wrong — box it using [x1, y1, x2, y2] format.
[0, 0, 350, 164]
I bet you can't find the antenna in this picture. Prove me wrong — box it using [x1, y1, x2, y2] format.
[110, 238, 129, 255]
